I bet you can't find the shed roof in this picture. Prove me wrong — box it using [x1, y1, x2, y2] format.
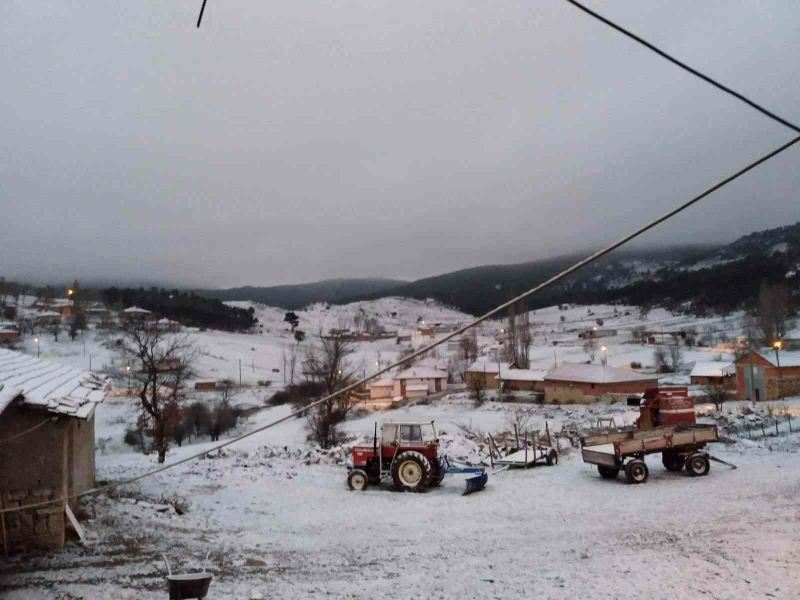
[465, 360, 509, 374]
[0, 348, 109, 419]
[496, 367, 547, 382]
[393, 367, 447, 380]
[122, 306, 151, 314]
[545, 363, 658, 385]
[753, 349, 800, 368]
[690, 361, 735, 378]
[368, 378, 395, 387]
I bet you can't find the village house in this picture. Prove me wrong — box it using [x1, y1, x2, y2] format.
[365, 378, 397, 409]
[391, 367, 448, 401]
[0, 322, 21, 345]
[0, 348, 109, 553]
[735, 349, 800, 401]
[119, 305, 152, 322]
[496, 366, 547, 393]
[578, 327, 618, 340]
[33, 311, 62, 328]
[465, 360, 506, 390]
[544, 363, 659, 404]
[411, 327, 436, 348]
[690, 361, 735, 387]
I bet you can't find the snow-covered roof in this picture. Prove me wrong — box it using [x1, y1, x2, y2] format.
[122, 306, 151, 314]
[0, 348, 110, 419]
[35, 311, 62, 319]
[496, 367, 547, 382]
[545, 363, 658, 384]
[690, 361, 734, 378]
[466, 360, 508, 374]
[416, 357, 448, 371]
[368, 378, 395, 387]
[754, 349, 800, 368]
[393, 367, 447, 380]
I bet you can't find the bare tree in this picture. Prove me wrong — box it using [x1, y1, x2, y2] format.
[301, 331, 357, 448]
[470, 373, 487, 407]
[705, 384, 729, 413]
[458, 329, 479, 364]
[757, 281, 794, 345]
[653, 345, 670, 373]
[503, 301, 531, 368]
[583, 338, 598, 363]
[119, 321, 198, 463]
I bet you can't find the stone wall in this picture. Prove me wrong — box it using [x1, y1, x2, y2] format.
[0, 489, 65, 553]
[766, 376, 800, 400]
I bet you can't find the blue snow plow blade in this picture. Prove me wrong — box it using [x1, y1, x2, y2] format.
[444, 463, 488, 495]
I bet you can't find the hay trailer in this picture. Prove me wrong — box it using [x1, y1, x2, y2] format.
[580, 387, 730, 484]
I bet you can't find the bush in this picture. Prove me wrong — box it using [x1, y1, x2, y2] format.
[208, 403, 241, 441]
[124, 428, 147, 452]
[630, 361, 642, 369]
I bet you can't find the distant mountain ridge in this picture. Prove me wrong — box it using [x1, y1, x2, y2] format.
[196, 222, 800, 315]
[196, 278, 406, 309]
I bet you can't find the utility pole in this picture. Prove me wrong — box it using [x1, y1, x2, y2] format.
[773, 340, 783, 400]
[239, 359, 242, 386]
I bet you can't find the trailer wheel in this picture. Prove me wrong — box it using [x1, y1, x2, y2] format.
[684, 452, 710, 477]
[391, 451, 431, 492]
[624, 459, 649, 484]
[661, 451, 685, 472]
[597, 465, 619, 479]
[347, 469, 369, 491]
[546, 449, 558, 466]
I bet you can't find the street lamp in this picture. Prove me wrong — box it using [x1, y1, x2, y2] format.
[126, 364, 131, 390]
[601, 345, 608, 367]
[34, 337, 39, 357]
[773, 340, 783, 400]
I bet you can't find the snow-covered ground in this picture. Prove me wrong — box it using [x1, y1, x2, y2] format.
[3, 299, 798, 599]
[3, 394, 800, 599]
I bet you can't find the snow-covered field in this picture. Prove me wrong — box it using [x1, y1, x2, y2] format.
[2, 299, 799, 599]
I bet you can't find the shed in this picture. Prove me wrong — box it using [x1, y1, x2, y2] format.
[392, 367, 447, 399]
[0, 348, 109, 553]
[735, 349, 800, 401]
[689, 361, 735, 387]
[496, 367, 547, 392]
[544, 363, 658, 404]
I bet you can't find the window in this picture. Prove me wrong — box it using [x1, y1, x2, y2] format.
[399, 425, 422, 443]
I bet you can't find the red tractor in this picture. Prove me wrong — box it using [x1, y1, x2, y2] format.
[347, 420, 487, 495]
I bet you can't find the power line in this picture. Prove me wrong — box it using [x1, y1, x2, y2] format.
[3, 133, 798, 516]
[197, 0, 208, 28]
[565, 0, 800, 134]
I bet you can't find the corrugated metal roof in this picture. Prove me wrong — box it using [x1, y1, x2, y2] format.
[690, 361, 735, 378]
[393, 367, 447, 380]
[755, 349, 800, 368]
[545, 362, 658, 384]
[0, 348, 109, 419]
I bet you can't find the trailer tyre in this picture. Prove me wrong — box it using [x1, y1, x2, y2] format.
[662, 451, 685, 472]
[347, 469, 369, 491]
[546, 449, 558, 466]
[685, 453, 710, 477]
[597, 465, 619, 479]
[624, 459, 649, 484]
[391, 451, 432, 492]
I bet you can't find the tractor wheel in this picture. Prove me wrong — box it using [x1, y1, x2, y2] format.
[391, 451, 432, 492]
[347, 469, 369, 491]
[624, 459, 649, 484]
[661, 451, 685, 472]
[429, 458, 446, 487]
[684, 452, 710, 477]
[597, 465, 619, 479]
[546, 449, 558, 466]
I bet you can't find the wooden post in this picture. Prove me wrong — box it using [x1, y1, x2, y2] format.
[0, 494, 8, 558]
[524, 431, 528, 468]
[761, 422, 766, 438]
[788, 414, 793, 433]
[514, 424, 520, 450]
[545, 420, 552, 447]
[775, 418, 779, 436]
[487, 437, 495, 469]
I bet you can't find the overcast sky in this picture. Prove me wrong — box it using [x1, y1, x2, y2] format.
[2, 1, 799, 288]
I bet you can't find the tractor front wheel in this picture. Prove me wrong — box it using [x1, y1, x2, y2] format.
[624, 459, 649, 484]
[391, 451, 432, 492]
[347, 469, 369, 491]
[685, 452, 710, 477]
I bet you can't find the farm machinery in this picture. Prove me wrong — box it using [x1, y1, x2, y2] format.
[347, 420, 488, 495]
[580, 387, 734, 484]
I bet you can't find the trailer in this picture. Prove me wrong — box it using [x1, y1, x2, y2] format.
[580, 386, 729, 484]
[581, 423, 719, 484]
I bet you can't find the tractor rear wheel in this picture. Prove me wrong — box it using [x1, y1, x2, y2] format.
[597, 465, 619, 479]
[391, 451, 432, 492]
[685, 452, 710, 477]
[624, 459, 649, 484]
[347, 469, 369, 491]
[546, 449, 558, 466]
[662, 451, 685, 472]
